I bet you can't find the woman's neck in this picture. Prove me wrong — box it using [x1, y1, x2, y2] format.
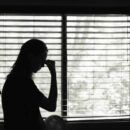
[11, 66, 33, 79]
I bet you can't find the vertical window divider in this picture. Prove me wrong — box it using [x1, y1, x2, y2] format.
[128, 15, 130, 119]
[61, 14, 67, 117]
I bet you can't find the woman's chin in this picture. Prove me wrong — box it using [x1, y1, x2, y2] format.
[33, 65, 44, 73]
[33, 68, 39, 73]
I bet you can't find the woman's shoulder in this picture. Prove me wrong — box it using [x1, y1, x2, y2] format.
[5, 73, 31, 86]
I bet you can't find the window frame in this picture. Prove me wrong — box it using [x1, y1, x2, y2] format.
[0, 6, 130, 122]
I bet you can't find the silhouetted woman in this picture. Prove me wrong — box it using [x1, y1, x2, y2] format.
[2, 39, 57, 130]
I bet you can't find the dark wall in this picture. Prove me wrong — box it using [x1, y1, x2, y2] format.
[0, 0, 130, 7]
[0, 0, 130, 13]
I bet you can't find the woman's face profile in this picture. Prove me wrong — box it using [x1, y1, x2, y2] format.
[28, 51, 48, 73]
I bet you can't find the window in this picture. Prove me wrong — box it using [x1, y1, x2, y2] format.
[67, 14, 130, 120]
[0, 14, 130, 121]
[0, 14, 62, 118]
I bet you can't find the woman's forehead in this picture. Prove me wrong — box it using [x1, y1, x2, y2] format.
[41, 50, 48, 57]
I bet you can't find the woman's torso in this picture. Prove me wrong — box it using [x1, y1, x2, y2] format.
[2, 74, 45, 130]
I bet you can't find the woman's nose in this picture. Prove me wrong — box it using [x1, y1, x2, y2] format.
[41, 61, 44, 67]
[41, 60, 46, 67]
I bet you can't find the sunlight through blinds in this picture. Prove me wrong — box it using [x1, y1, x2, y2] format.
[67, 14, 130, 120]
[0, 14, 62, 118]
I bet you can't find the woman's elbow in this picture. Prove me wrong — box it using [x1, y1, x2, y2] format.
[48, 104, 56, 112]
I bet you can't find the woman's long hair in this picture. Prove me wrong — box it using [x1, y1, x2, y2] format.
[8, 39, 48, 78]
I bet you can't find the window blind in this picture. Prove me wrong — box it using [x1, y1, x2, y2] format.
[0, 13, 130, 121]
[67, 14, 130, 120]
[0, 14, 62, 118]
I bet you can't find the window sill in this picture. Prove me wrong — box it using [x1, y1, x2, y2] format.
[66, 119, 130, 130]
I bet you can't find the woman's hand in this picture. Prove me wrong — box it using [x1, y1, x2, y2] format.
[45, 60, 56, 74]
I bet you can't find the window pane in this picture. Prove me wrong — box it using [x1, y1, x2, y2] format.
[67, 14, 130, 120]
[0, 14, 62, 118]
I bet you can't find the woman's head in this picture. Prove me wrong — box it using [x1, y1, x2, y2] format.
[12, 39, 48, 75]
